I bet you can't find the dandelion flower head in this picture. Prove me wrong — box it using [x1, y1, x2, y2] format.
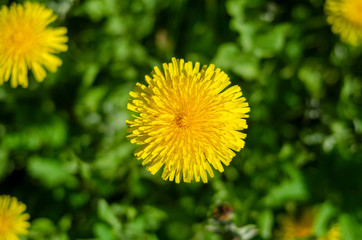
[0, 2, 68, 88]
[126, 58, 250, 183]
[276, 209, 314, 240]
[325, 0, 362, 46]
[0, 195, 30, 240]
[277, 209, 343, 240]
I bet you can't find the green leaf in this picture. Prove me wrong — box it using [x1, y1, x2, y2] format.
[213, 43, 259, 80]
[3, 116, 67, 150]
[339, 214, 362, 240]
[262, 165, 309, 207]
[313, 202, 337, 236]
[97, 199, 122, 233]
[253, 24, 290, 57]
[258, 209, 274, 239]
[27, 156, 77, 188]
[298, 63, 323, 98]
[94, 223, 117, 240]
[0, 148, 8, 179]
[30, 218, 57, 235]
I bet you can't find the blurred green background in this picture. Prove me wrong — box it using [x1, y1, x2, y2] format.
[1, 0, 362, 239]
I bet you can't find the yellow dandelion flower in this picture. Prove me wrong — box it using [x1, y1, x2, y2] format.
[276, 209, 315, 240]
[325, 0, 362, 46]
[0, 2, 68, 88]
[126, 58, 250, 183]
[318, 225, 343, 240]
[0, 195, 30, 240]
[277, 208, 343, 240]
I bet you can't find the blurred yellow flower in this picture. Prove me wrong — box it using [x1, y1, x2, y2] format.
[325, 0, 362, 46]
[317, 224, 342, 240]
[0, 2, 68, 88]
[0, 195, 30, 240]
[277, 209, 343, 240]
[277, 209, 315, 240]
[126, 58, 250, 183]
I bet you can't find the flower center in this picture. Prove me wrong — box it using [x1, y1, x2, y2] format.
[12, 31, 35, 53]
[175, 113, 189, 128]
[343, 1, 362, 26]
[4, 20, 39, 57]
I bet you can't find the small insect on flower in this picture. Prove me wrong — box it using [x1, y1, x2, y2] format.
[325, 0, 362, 46]
[126, 58, 250, 183]
[0, 195, 30, 240]
[0, 2, 68, 88]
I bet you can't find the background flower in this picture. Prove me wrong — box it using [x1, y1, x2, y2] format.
[318, 225, 342, 240]
[0, 195, 30, 240]
[276, 208, 343, 240]
[325, 0, 362, 46]
[0, 2, 68, 88]
[276, 209, 315, 240]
